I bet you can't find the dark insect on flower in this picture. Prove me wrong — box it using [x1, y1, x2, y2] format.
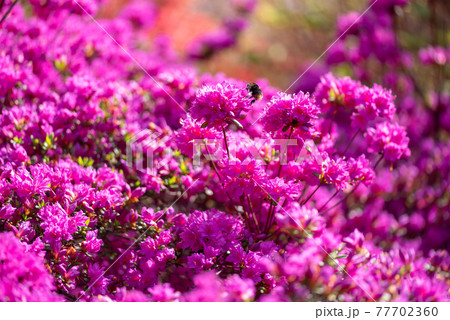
[246, 82, 263, 104]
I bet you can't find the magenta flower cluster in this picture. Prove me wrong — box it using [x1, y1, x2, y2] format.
[0, 0, 448, 302]
[190, 81, 252, 128]
[261, 91, 320, 140]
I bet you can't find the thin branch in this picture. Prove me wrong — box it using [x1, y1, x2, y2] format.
[302, 182, 323, 205]
[341, 128, 360, 157]
[222, 127, 231, 159]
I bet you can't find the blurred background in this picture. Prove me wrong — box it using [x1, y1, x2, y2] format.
[99, 0, 448, 90]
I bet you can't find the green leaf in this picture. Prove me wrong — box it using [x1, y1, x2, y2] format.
[231, 118, 244, 130]
[328, 89, 336, 102]
[168, 176, 177, 185]
[45, 135, 52, 146]
[13, 137, 23, 144]
[42, 133, 56, 152]
[180, 161, 188, 174]
[54, 58, 67, 72]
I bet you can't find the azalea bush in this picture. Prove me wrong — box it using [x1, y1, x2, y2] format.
[0, 0, 448, 302]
